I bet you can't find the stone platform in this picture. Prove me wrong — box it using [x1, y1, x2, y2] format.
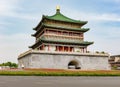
[18, 50, 111, 70]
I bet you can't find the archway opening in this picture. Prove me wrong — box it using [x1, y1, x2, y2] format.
[68, 60, 81, 69]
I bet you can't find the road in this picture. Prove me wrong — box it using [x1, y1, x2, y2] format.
[0, 76, 120, 87]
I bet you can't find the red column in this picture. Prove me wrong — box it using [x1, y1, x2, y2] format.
[62, 46, 64, 52]
[68, 47, 70, 52]
[61, 31, 63, 35]
[43, 45, 44, 50]
[71, 32, 73, 36]
[56, 46, 58, 51]
[48, 45, 50, 51]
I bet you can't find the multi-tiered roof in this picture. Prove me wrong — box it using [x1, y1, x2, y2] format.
[30, 6, 93, 49]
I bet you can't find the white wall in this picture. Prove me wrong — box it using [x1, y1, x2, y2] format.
[18, 53, 111, 70]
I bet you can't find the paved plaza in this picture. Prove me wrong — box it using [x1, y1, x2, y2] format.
[0, 76, 120, 87]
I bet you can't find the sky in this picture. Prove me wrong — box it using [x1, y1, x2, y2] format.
[0, 0, 120, 63]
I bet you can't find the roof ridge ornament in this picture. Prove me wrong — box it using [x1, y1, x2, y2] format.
[56, 5, 60, 12]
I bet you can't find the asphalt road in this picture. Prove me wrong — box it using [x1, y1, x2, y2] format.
[0, 76, 120, 87]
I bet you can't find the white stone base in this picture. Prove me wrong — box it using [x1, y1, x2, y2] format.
[18, 50, 111, 70]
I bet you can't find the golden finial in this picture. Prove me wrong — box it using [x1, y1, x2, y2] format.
[56, 5, 60, 12]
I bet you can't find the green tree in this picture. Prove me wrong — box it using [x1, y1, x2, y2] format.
[6, 62, 12, 67]
[11, 63, 18, 68]
[0, 62, 18, 68]
[0, 63, 2, 66]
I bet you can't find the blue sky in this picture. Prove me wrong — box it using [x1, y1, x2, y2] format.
[0, 0, 120, 63]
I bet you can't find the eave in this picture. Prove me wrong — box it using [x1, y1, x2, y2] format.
[43, 11, 88, 25]
[32, 24, 90, 37]
[30, 38, 93, 49]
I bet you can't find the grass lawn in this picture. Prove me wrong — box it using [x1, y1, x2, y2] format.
[0, 69, 120, 76]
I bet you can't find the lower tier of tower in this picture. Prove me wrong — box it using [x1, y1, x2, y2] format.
[35, 44, 88, 53]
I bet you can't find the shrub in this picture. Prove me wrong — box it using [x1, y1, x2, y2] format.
[101, 51, 105, 54]
[95, 51, 99, 54]
[112, 65, 118, 70]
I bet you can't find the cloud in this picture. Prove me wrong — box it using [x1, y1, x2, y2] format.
[0, 33, 34, 63]
[1, 0, 120, 22]
[90, 13, 120, 21]
[0, 0, 35, 20]
[0, 0, 43, 24]
[0, 0, 20, 16]
[63, 9, 120, 22]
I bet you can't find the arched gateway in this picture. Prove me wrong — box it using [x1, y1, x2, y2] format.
[68, 60, 81, 69]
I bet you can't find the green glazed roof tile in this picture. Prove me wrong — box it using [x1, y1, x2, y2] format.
[44, 24, 89, 32]
[39, 37, 93, 46]
[44, 11, 87, 24]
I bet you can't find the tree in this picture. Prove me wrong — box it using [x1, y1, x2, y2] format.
[6, 62, 12, 67]
[0, 64, 2, 66]
[11, 63, 18, 68]
[0, 62, 18, 68]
